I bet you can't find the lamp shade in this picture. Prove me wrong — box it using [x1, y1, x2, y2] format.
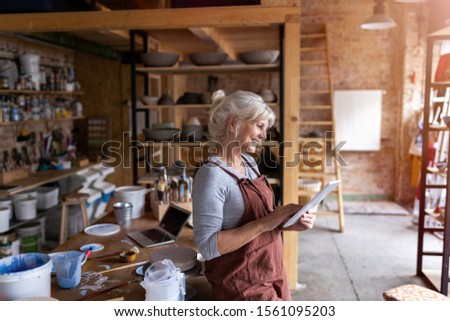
[361, 0, 397, 30]
[361, 14, 397, 30]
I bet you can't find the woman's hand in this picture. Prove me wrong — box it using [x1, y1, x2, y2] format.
[281, 211, 316, 232]
[258, 203, 302, 233]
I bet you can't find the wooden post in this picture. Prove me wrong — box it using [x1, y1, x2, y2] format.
[282, 18, 301, 289]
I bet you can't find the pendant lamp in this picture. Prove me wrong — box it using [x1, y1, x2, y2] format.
[361, 0, 397, 30]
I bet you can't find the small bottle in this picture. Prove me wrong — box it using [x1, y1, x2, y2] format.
[170, 177, 179, 203]
[178, 164, 189, 203]
[157, 164, 169, 204]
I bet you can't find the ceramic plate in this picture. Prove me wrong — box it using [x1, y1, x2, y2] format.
[84, 224, 121, 236]
[80, 243, 104, 252]
[48, 252, 87, 274]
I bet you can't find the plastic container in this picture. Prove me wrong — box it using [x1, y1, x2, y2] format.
[14, 198, 37, 221]
[53, 251, 84, 289]
[91, 164, 115, 182]
[0, 253, 53, 300]
[0, 198, 13, 220]
[141, 259, 185, 301]
[115, 186, 152, 219]
[71, 168, 101, 189]
[11, 190, 37, 202]
[92, 181, 116, 220]
[36, 186, 59, 210]
[16, 221, 41, 253]
[0, 207, 9, 233]
[79, 187, 101, 221]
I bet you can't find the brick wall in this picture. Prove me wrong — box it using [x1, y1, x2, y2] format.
[300, 0, 427, 204]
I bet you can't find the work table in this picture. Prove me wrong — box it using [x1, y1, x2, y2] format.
[50, 211, 213, 301]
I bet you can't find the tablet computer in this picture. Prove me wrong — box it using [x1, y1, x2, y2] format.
[283, 179, 341, 228]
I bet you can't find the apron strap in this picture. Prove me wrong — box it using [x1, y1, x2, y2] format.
[241, 154, 261, 177]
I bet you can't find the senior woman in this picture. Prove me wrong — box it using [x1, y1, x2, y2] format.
[192, 90, 316, 301]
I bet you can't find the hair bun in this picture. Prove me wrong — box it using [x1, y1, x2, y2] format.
[211, 90, 225, 104]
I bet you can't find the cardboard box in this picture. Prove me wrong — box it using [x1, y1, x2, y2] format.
[0, 168, 28, 184]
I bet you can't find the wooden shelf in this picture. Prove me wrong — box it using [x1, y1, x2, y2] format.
[0, 115, 85, 126]
[138, 103, 279, 110]
[136, 63, 279, 75]
[143, 141, 215, 147]
[0, 162, 95, 197]
[0, 89, 83, 95]
[142, 140, 278, 147]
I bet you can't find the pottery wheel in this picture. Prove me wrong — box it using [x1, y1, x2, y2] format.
[149, 246, 197, 272]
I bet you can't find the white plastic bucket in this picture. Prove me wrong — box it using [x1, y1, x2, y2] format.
[0, 198, 13, 220]
[0, 207, 9, 233]
[115, 186, 152, 219]
[0, 253, 53, 300]
[14, 198, 37, 221]
[11, 190, 37, 202]
[93, 181, 116, 220]
[79, 188, 102, 221]
[16, 222, 41, 253]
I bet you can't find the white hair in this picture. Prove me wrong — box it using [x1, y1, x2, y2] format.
[207, 90, 276, 141]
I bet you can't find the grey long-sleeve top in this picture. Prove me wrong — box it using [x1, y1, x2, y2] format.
[192, 155, 259, 260]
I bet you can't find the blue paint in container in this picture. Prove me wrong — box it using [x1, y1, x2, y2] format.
[0, 253, 53, 300]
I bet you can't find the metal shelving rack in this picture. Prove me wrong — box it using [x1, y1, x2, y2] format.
[417, 26, 450, 296]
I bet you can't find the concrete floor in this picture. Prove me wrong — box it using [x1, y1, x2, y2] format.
[290, 213, 444, 301]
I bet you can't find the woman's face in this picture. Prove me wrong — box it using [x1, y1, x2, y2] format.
[235, 119, 269, 153]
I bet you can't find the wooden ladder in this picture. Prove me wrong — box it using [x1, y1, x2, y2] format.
[299, 23, 345, 232]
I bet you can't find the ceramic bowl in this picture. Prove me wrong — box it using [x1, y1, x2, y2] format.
[119, 250, 136, 263]
[140, 96, 159, 105]
[188, 52, 228, 66]
[140, 52, 180, 67]
[239, 50, 280, 64]
[142, 128, 180, 142]
[152, 122, 175, 129]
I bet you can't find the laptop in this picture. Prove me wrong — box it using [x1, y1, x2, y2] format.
[127, 203, 191, 248]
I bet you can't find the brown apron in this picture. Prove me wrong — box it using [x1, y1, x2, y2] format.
[203, 156, 290, 301]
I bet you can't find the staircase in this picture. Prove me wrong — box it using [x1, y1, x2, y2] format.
[299, 23, 345, 232]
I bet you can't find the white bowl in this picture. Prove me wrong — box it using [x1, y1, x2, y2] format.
[140, 96, 159, 105]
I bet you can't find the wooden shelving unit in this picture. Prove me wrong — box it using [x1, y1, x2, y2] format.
[0, 115, 84, 126]
[135, 63, 278, 74]
[0, 89, 83, 95]
[417, 25, 450, 296]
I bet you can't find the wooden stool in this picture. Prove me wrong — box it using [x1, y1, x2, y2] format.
[383, 284, 450, 301]
[59, 193, 90, 244]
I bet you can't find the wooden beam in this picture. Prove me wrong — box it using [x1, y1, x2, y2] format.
[188, 27, 237, 60]
[0, 6, 299, 33]
[282, 20, 301, 290]
[261, 0, 300, 6]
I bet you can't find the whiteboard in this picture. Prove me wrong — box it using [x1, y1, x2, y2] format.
[333, 90, 382, 151]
